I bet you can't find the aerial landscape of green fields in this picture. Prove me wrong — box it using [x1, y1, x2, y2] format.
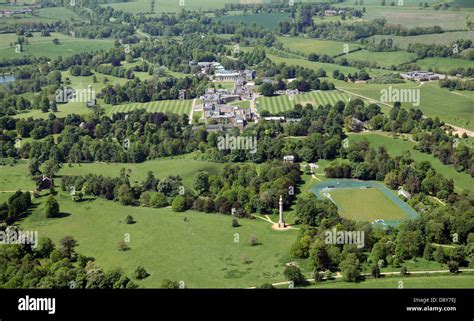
[0, 0, 472, 313]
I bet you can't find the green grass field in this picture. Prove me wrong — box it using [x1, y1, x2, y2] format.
[278, 36, 361, 57]
[257, 90, 352, 114]
[334, 80, 474, 130]
[414, 57, 474, 73]
[330, 187, 408, 222]
[214, 12, 290, 30]
[266, 53, 389, 78]
[343, 5, 470, 30]
[108, 99, 193, 116]
[342, 50, 417, 68]
[58, 156, 224, 192]
[0, 161, 36, 192]
[347, 132, 473, 192]
[20, 194, 297, 288]
[369, 31, 474, 50]
[103, 0, 239, 14]
[0, 32, 114, 60]
[36, 7, 83, 21]
[230, 100, 250, 108]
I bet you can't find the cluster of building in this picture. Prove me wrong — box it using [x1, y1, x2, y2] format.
[191, 60, 259, 132]
[201, 87, 256, 131]
[400, 71, 442, 82]
[190, 60, 256, 82]
[324, 9, 346, 16]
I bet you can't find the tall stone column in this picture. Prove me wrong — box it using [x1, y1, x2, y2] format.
[278, 195, 285, 228]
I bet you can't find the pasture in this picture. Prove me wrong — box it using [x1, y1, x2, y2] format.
[214, 12, 290, 30]
[20, 195, 298, 288]
[341, 50, 417, 68]
[257, 90, 352, 114]
[369, 31, 474, 50]
[277, 36, 361, 57]
[330, 187, 408, 222]
[0, 32, 114, 60]
[414, 57, 474, 73]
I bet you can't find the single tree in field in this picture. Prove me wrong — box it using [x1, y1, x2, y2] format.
[283, 265, 306, 286]
[126, 215, 134, 224]
[135, 266, 149, 279]
[60, 236, 77, 259]
[44, 195, 60, 218]
[340, 253, 361, 282]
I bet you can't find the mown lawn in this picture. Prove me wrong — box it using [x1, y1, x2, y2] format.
[330, 187, 408, 222]
[0, 32, 114, 60]
[277, 36, 361, 57]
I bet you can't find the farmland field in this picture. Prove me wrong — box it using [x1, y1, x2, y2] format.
[344, 5, 470, 30]
[278, 36, 361, 57]
[257, 90, 352, 114]
[214, 12, 290, 30]
[414, 57, 474, 73]
[341, 50, 417, 68]
[108, 99, 193, 116]
[266, 53, 389, 77]
[334, 80, 474, 130]
[369, 31, 474, 50]
[103, 0, 238, 14]
[0, 32, 114, 60]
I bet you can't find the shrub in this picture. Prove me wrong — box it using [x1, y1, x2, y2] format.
[134, 266, 149, 279]
[125, 215, 134, 224]
[232, 218, 239, 227]
[172, 195, 186, 212]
